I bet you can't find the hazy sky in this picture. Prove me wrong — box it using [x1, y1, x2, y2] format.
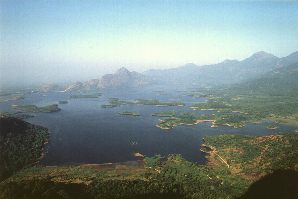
[1, 0, 298, 85]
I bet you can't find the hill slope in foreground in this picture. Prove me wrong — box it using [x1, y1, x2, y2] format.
[0, 116, 297, 199]
[0, 116, 48, 181]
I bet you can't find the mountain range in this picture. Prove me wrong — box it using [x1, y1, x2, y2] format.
[41, 67, 152, 92]
[234, 62, 298, 96]
[144, 51, 298, 88]
[40, 51, 298, 92]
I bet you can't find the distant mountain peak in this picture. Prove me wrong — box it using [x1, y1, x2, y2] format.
[253, 51, 270, 55]
[100, 67, 151, 89]
[250, 51, 278, 59]
[279, 51, 298, 66]
[284, 51, 298, 58]
[116, 67, 130, 74]
[62, 67, 151, 91]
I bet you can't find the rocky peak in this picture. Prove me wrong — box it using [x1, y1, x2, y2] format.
[249, 51, 278, 60]
[116, 67, 130, 75]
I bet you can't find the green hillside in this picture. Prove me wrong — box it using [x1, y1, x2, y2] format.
[1, 133, 297, 199]
[234, 62, 298, 96]
[190, 62, 298, 127]
[0, 116, 48, 181]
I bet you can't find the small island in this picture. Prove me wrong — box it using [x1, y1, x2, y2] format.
[136, 99, 184, 106]
[70, 93, 101, 99]
[152, 111, 176, 117]
[153, 112, 216, 130]
[212, 113, 248, 128]
[12, 104, 61, 113]
[266, 123, 279, 130]
[153, 111, 250, 130]
[101, 98, 134, 108]
[119, 111, 140, 116]
[155, 112, 199, 130]
[0, 112, 35, 120]
[0, 92, 25, 103]
[101, 98, 185, 109]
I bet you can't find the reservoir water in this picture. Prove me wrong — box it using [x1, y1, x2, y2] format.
[0, 89, 296, 165]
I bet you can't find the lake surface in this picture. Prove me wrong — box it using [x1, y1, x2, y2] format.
[0, 88, 297, 165]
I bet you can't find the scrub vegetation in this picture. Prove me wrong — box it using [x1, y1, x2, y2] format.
[1, 132, 297, 199]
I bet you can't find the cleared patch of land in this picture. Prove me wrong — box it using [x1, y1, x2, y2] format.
[202, 133, 298, 181]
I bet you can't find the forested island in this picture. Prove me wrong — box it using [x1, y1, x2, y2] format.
[101, 98, 184, 109]
[119, 111, 140, 116]
[136, 99, 184, 107]
[12, 104, 61, 113]
[70, 93, 101, 99]
[101, 98, 134, 108]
